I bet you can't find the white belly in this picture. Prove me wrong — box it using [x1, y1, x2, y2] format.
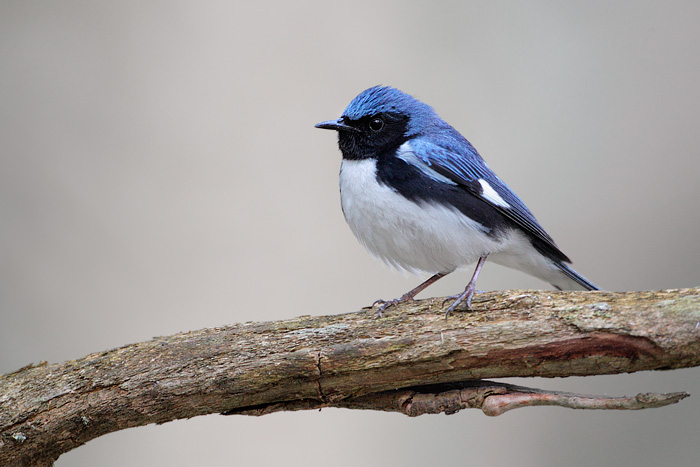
[339, 158, 506, 274]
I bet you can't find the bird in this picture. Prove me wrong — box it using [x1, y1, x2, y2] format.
[315, 86, 598, 315]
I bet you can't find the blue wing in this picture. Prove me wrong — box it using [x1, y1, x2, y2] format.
[405, 128, 571, 264]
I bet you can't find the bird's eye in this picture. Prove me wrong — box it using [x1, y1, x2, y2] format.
[369, 118, 384, 132]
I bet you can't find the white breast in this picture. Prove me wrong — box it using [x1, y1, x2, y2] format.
[339, 158, 506, 274]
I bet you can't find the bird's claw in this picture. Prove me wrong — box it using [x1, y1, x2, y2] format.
[442, 287, 483, 317]
[372, 294, 413, 317]
[372, 299, 398, 317]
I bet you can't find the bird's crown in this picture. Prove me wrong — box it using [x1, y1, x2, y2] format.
[342, 86, 440, 136]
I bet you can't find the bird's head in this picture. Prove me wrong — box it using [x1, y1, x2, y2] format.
[315, 86, 442, 160]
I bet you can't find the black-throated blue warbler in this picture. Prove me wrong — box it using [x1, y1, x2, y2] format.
[316, 86, 598, 315]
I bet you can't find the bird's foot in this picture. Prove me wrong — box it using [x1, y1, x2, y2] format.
[442, 287, 483, 317]
[372, 292, 415, 317]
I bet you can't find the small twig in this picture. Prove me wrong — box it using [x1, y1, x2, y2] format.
[473, 382, 689, 416]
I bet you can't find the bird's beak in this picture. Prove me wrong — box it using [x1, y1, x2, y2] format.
[314, 118, 360, 133]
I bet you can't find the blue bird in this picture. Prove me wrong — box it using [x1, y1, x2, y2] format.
[316, 86, 598, 315]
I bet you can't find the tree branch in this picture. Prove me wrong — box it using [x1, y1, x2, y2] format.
[2, 287, 699, 466]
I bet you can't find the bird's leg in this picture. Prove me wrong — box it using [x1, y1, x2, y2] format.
[373, 272, 449, 316]
[443, 254, 489, 316]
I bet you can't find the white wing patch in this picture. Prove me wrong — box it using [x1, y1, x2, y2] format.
[478, 178, 510, 208]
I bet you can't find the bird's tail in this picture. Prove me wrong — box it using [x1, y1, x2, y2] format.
[553, 262, 599, 291]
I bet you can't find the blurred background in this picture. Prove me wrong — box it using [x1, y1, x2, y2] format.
[1, 1, 699, 466]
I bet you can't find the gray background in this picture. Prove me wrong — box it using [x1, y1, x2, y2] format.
[2, 1, 699, 466]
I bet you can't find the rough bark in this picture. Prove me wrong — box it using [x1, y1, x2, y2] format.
[1, 287, 699, 466]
